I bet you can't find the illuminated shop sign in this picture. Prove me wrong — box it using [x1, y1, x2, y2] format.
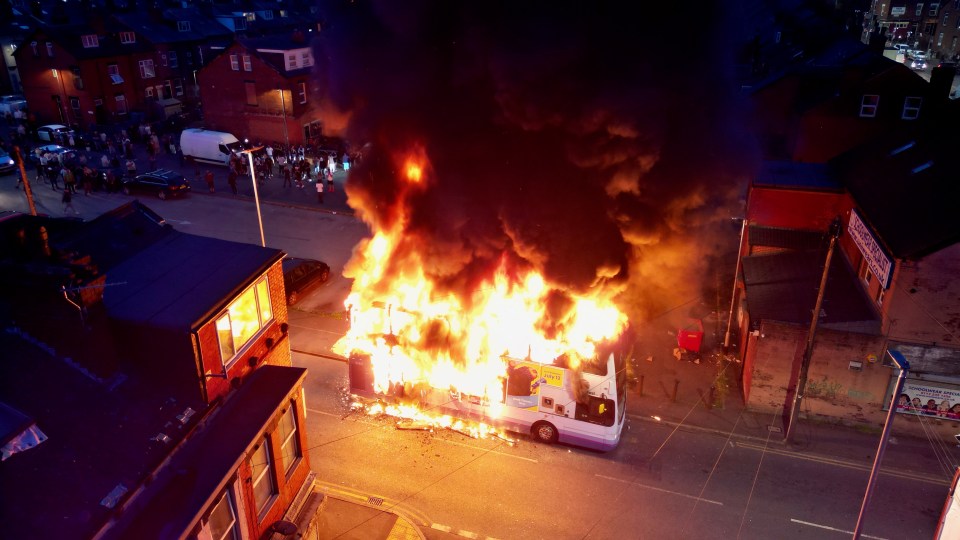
[848, 209, 893, 289]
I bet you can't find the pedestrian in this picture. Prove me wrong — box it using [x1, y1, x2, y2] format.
[62, 188, 78, 215]
[82, 166, 94, 195]
[204, 170, 215, 192]
[316, 176, 324, 204]
[100, 154, 110, 168]
[282, 166, 292, 187]
[61, 166, 77, 194]
[125, 159, 137, 178]
[227, 170, 238, 194]
[326, 170, 334, 192]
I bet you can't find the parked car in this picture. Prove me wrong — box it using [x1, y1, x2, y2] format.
[282, 257, 330, 305]
[0, 149, 16, 175]
[121, 169, 190, 199]
[0, 95, 27, 116]
[36, 124, 74, 143]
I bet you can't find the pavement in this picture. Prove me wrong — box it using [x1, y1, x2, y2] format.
[5, 126, 960, 539]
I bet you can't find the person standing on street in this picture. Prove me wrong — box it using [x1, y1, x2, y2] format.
[316, 176, 324, 204]
[204, 170, 215, 192]
[282, 166, 292, 187]
[62, 188, 78, 215]
[227, 169, 238, 194]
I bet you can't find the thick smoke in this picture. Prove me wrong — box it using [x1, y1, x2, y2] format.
[316, 1, 757, 323]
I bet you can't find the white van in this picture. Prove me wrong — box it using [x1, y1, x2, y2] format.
[179, 128, 244, 166]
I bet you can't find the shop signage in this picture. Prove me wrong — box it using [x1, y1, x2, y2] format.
[848, 209, 893, 289]
[892, 379, 960, 422]
[891, 6, 906, 16]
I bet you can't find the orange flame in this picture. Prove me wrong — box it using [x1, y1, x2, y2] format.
[337, 147, 627, 430]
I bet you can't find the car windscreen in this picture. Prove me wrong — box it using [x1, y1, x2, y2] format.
[225, 141, 244, 153]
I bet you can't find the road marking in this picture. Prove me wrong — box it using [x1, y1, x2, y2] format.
[430, 523, 500, 540]
[790, 518, 888, 539]
[307, 407, 338, 417]
[735, 442, 950, 486]
[594, 474, 723, 505]
[314, 480, 433, 526]
[432, 436, 539, 463]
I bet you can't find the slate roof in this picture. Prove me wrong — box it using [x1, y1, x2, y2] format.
[742, 248, 881, 334]
[99, 365, 307, 539]
[831, 133, 960, 259]
[0, 331, 206, 540]
[113, 8, 233, 45]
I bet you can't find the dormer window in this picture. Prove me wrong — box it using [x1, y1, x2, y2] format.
[178, 21, 191, 32]
[262, 10, 273, 20]
[286, 53, 298, 70]
[301, 51, 313, 67]
[859, 94, 879, 117]
[120, 32, 136, 44]
[82, 34, 99, 48]
[279, 10, 288, 17]
[245, 12, 256, 22]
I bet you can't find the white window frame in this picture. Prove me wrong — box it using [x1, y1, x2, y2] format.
[230, 54, 239, 71]
[120, 32, 136, 44]
[169, 51, 178, 68]
[177, 21, 191, 32]
[251, 438, 277, 516]
[82, 34, 99, 48]
[46, 42, 54, 57]
[917, 3, 925, 16]
[242, 54, 252, 72]
[215, 276, 273, 364]
[902, 96, 922, 120]
[930, 2, 940, 16]
[286, 54, 298, 70]
[262, 10, 273, 20]
[278, 404, 301, 474]
[860, 94, 879, 117]
[139, 59, 155, 79]
[301, 51, 313, 67]
[160, 53, 168, 67]
[145, 87, 154, 99]
[297, 81, 307, 104]
[205, 487, 240, 540]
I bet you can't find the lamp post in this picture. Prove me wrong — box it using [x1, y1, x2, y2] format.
[241, 146, 266, 247]
[278, 88, 290, 152]
[852, 349, 910, 539]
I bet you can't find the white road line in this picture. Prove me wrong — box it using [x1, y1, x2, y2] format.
[790, 518, 888, 540]
[433, 436, 539, 463]
[430, 523, 500, 540]
[595, 474, 724, 506]
[306, 407, 338, 417]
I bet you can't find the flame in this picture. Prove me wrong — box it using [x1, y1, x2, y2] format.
[338, 147, 627, 437]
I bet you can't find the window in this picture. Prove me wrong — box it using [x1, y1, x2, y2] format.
[206, 487, 240, 540]
[262, 10, 273, 20]
[251, 439, 276, 515]
[174, 78, 183, 96]
[280, 9, 288, 17]
[139, 59, 155, 78]
[120, 32, 136, 44]
[82, 34, 99, 48]
[71, 66, 83, 90]
[245, 12, 256, 21]
[177, 20, 191, 32]
[945, 13, 951, 25]
[169, 51, 178, 68]
[278, 405, 301, 474]
[242, 55, 252, 72]
[69, 97, 81, 118]
[245, 81, 258, 106]
[859, 259, 873, 286]
[230, 54, 239, 71]
[107, 64, 123, 84]
[46, 42, 54, 57]
[877, 289, 885, 307]
[939, 32, 945, 46]
[160, 53, 168, 67]
[903, 96, 922, 119]
[186, 51, 194, 66]
[930, 2, 940, 15]
[235, 17, 247, 31]
[287, 54, 298, 70]
[115, 94, 127, 114]
[860, 94, 879, 117]
[30, 41, 38, 56]
[917, 3, 925, 16]
[297, 81, 307, 104]
[163, 81, 173, 99]
[301, 51, 312, 67]
[145, 87, 154, 98]
[215, 277, 272, 363]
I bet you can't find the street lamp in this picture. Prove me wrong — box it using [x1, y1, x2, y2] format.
[278, 88, 290, 151]
[241, 146, 266, 247]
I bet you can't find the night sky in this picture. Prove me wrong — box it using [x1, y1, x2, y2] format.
[316, 1, 759, 322]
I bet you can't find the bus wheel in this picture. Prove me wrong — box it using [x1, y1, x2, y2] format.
[531, 421, 558, 444]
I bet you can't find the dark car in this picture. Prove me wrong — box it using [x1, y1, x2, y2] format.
[121, 169, 190, 199]
[282, 257, 330, 305]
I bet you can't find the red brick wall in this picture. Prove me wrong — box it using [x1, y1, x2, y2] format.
[201, 261, 292, 403]
[237, 393, 311, 540]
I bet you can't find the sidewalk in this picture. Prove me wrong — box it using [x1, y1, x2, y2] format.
[627, 309, 959, 485]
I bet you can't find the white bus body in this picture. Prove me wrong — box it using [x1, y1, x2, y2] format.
[348, 350, 627, 452]
[179, 128, 244, 166]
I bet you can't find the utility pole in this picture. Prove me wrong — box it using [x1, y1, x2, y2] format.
[853, 349, 910, 539]
[784, 218, 841, 443]
[13, 146, 38, 216]
[723, 218, 748, 354]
